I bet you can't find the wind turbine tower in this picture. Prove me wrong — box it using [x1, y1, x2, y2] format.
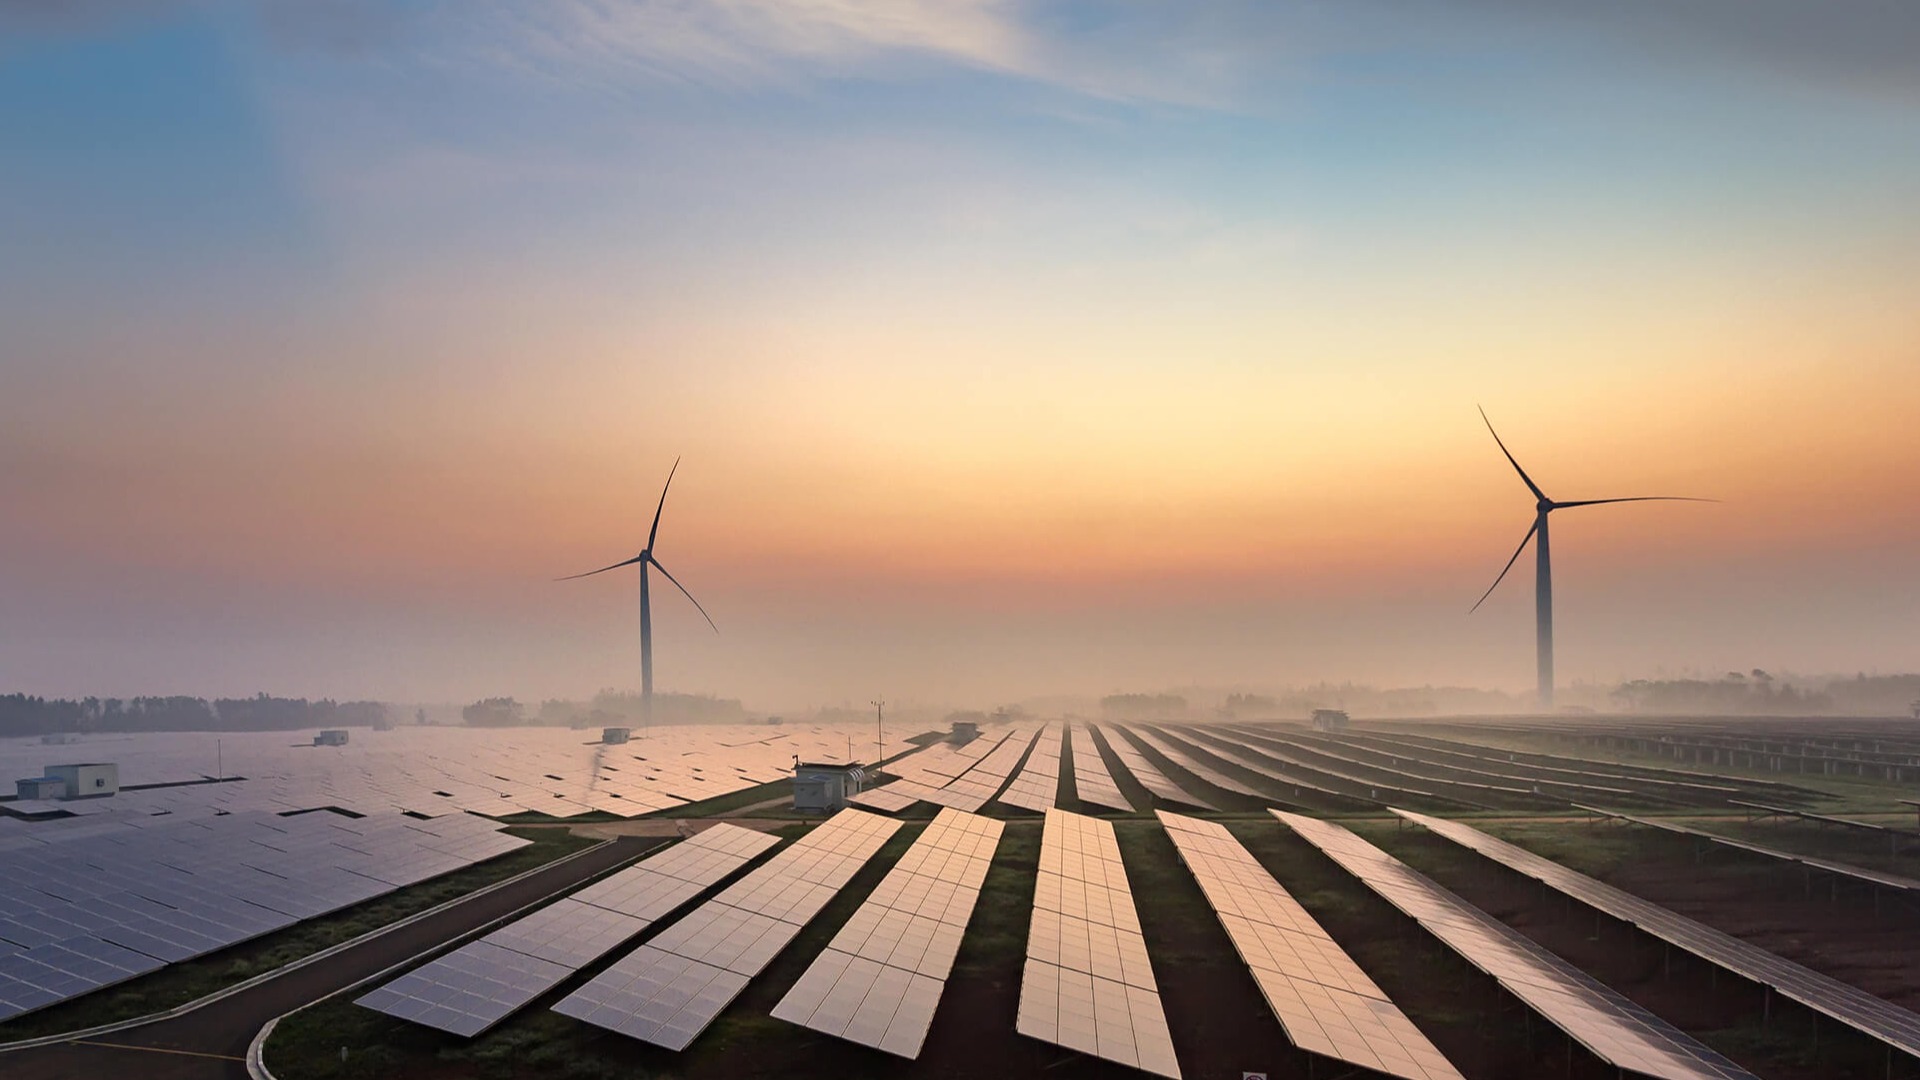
[1472, 409, 1710, 711]
[560, 458, 718, 730]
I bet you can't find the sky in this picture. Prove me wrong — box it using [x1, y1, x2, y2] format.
[2, 1, 1917, 711]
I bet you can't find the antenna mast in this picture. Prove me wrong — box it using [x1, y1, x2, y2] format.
[871, 699, 885, 768]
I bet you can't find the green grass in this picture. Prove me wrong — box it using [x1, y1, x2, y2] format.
[0, 826, 596, 1044]
[950, 819, 1038, 979]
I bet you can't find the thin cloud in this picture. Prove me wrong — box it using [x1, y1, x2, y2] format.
[483, 0, 1034, 88]
[447, 0, 1297, 109]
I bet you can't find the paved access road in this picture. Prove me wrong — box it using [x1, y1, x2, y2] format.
[2, 835, 659, 1080]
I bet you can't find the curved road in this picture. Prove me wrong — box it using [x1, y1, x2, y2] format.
[3, 835, 659, 1080]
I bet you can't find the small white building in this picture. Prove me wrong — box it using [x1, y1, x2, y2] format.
[792, 762, 866, 812]
[603, 727, 631, 745]
[950, 720, 980, 744]
[15, 776, 65, 800]
[45, 763, 118, 799]
[314, 730, 350, 747]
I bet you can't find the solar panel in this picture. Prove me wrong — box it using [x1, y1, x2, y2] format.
[1119, 726, 1270, 800]
[845, 785, 921, 812]
[1174, 726, 1397, 804]
[553, 809, 901, 1050]
[1274, 811, 1760, 1080]
[1394, 808, 1920, 1064]
[357, 823, 777, 1036]
[357, 941, 571, 1038]
[0, 809, 531, 1023]
[1158, 811, 1463, 1080]
[0, 723, 927, 823]
[1063, 723, 1133, 812]
[998, 724, 1063, 813]
[1087, 725, 1215, 811]
[1240, 729, 1534, 805]
[850, 727, 1039, 813]
[928, 727, 1038, 810]
[1016, 809, 1180, 1078]
[850, 732, 1007, 812]
[772, 808, 1003, 1058]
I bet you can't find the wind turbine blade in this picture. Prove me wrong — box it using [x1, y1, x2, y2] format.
[556, 554, 645, 581]
[1471, 520, 1539, 613]
[647, 457, 681, 552]
[647, 556, 718, 633]
[1552, 496, 1718, 509]
[1478, 406, 1548, 502]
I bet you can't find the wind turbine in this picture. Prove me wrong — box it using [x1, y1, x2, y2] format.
[1471, 408, 1710, 711]
[560, 458, 718, 730]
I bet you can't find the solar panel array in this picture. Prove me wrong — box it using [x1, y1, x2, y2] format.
[0, 809, 527, 1022]
[771, 808, 1003, 1057]
[554, 809, 902, 1050]
[1219, 727, 1499, 807]
[1182, 727, 1395, 805]
[1395, 808, 1920, 1062]
[356, 824, 777, 1036]
[1016, 809, 1180, 1078]
[0, 722, 908, 822]
[1352, 730, 1730, 803]
[998, 724, 1062, 812]
[1065, 723, 1133, 812]
[1274, 811, 1759, 1080]
[1121, 726, 1269, 800]
[933, 727, 1037, 810]
[1157, 812, 1463, 1080]
[850, 730, 1012, 813]
[1088, 725, 1214, 811]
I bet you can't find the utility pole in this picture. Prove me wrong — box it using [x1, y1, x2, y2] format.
[871, 699, 885, 768]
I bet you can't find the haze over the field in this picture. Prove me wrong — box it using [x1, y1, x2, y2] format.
[3, 2, 1917, 706]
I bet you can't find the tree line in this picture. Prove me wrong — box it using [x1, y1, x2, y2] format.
[465, 690, 748, 728]
[0, 693, 387, 737]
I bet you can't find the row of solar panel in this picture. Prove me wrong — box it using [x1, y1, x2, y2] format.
[0, 810, 528, 1020]
[853, 722, 1216, 817]
[0, 722, 905, 823]
[355, 824, 780, 1036]
[353, 804, 1914, 1080]
[997, 724, 1064, 813]
[772, 808, 1005, 1057]
[552, 808, 904, 1049]
[1017, 809, 1181, 1078]
[1392, 808, 1920, 1065]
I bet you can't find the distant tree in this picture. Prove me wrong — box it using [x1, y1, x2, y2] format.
[462, 697, 524, 727]
[589, 689, 747, 725]
[1099, 693, 1187, 720]
[1220, 693, 1277, 719]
